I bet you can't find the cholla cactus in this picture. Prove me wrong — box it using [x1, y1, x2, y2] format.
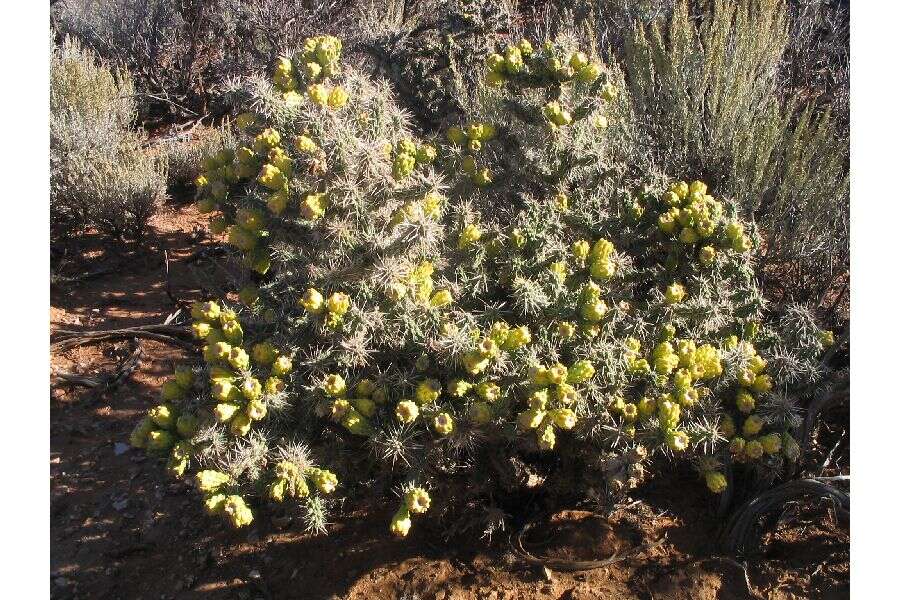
[132, 34, 831, 537]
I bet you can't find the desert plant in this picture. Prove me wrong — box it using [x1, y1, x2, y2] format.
[52, 0, 358, 121]
[129, 32, 833, 538]
[353, 0, 515, 130]
[162, 124, 236, 195]
[50, 33, 167, 240]
[617, 0, 848, 322]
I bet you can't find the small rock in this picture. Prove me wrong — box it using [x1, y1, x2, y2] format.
[248, 569, 260, 580]
[114, 443, 130, 456]
[542, 566, 553, 582]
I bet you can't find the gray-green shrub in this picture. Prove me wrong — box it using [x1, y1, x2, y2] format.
[50, 34, 167, 240]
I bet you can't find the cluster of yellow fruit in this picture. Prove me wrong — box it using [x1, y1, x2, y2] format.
[577, 281, 609, 337]
[383, 260, 453, 309]
[615, 334, 725, 452]
[299, 287, 351, 328]
[572, 237, 616, 281]
[483, 39, 603, 87]
[318, 373, 385, 436]
[195, 470, 254, 528]
[195, 148, 240, 207]
[516, 360, 595, 450]
[516, 359, 594, 450]
[446, 122, 495, 187]
[267, 461, 339, 503]
[625, 333, 723, 383]
[191, 301, 292, 437]
[657, 180, 752, 255]
[129, 364, 199, 478]
[389, 138, 436, 181]
[462, 321, 533, 377]
[390, 487, 431, 537]
[271, 36, 347, 108]
[389, 191, 444, 227]
[717, 342, 800, 464]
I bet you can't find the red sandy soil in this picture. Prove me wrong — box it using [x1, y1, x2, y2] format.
[50, 201, 849, 600]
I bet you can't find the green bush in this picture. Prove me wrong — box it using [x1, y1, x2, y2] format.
[129, 31, 834, 537]
[50, 34, 167, 240]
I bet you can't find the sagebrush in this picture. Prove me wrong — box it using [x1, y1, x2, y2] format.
[50, 33, 167, 240]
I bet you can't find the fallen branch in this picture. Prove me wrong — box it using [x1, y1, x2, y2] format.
[51, 324, 196, 352]
[51, 340, 143, 390]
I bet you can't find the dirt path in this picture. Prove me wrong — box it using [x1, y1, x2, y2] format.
[49, 201, 849, 600]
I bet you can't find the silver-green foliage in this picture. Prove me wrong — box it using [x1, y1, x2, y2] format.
[618, 0, 848, 319]
[50, 34, 167, 239]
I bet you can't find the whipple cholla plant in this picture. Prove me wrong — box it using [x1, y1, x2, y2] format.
[129, 35, 833, 537]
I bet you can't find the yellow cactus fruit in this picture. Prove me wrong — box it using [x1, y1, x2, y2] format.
[271, 355, 293, 376]
[299, 288, 325, 314]
[664, 283, 686, 305]
[457, 224, 482, 249]
[326, 292, 351, 316]
[742, 414, 764, 437]
[666, 430, 690, 452]
[745, 439, 764, 460]
[751, 374, 773, 394]
[537, 424, 556, 450]
[230, 413, 253, 436]
[549, 408, 577, 430]
[720, 414, 736, 438]
[556, 321, 576, 339]
[160, 379, 184, 402]
[246, 399, 267, 421]
[390, 506, 413, 537]
[405, 488, 431, 514]
[214, 402, 240, 423]
[149, 403, 176, 429]
[396, 400, 419, 424]
[448, 379, 472, 397]
[196, 470, 232, 494]
[299, 192, 328, 220]
[129, 417, 156, 448]
[518, 408, 546, 430]
[430, 289, 453, 308]
[736, 389, 755, 414]
[528, 389, 549, 410]
[433, 412, 455, 435]
[472, 381, 498, 402]
[307, 83, 329, 106]
[327, 86, 349, 108]
[323, 373, 347, 398]
[353, 397, 376, 418]
[761, 433, 782, 455]
[462, 351, 490, 375]
[705, 471, 727, 494]
[223, 495, 253, 528]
